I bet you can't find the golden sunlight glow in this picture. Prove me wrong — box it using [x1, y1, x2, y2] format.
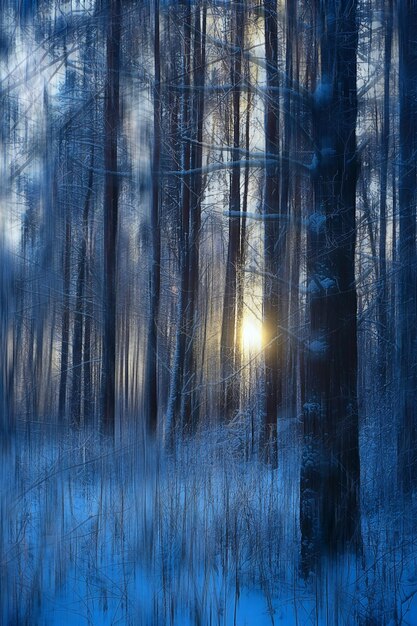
[241, 317, 263, 352]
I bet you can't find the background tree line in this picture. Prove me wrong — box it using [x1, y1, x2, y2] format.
[1, 0, 416, 579]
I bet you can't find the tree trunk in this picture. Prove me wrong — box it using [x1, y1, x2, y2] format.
[144, 0, 161, 435]
[263, 0, 282, 462]
[182, 1, 207, 430]
[58, 216, 71, 417]
[166, 0, 192, 438]
[71, 146, 94, 426]
[102, 0, 121, 435]
[377, 0, 393, 391]
[397, 0, 417, 495]
[220, 1, 244, 419]
[300, 0, 361, 575]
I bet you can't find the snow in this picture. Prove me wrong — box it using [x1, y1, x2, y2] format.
[308, 212, 326, 234]
[1, 425, 300, 625]
[2, 422, 417, 625]
[303, 402, 321, 415]
[307, 277, 336, 295]
[313, 80, 332, 107]
[320, 277, 336, 290]
[308, 339, 328, 355]
[320, 147, 336, 159]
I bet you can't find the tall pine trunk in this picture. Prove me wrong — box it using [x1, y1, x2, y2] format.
[166, 0, 192, 438]
[377, 0, 393, 391]
[397, 0, 417, 495]
[263, 0, 282, 462]
[182, 1, 207, 430]
[102, 0, 121, 435]
[300, 0, 361, 574]
[220, 2, 244, 419]
[58, 216, 71, 417]
[144, 0, 161, 435]
[71, 146, 94, 426]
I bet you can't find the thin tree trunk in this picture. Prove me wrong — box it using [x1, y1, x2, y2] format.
[263, 0, 281, 463]
[166, 0, 192, 438]
[397, 0, 417, 495]
[377, 0, 393, 390]
[182, 1, 207, 430]
[102, 0, 121, 435]
[83, 255, 93, 423]
[71, 146, 94, 426]
[220, 1, 244, 419]
[58, 216, 71, 417]
[236, 76, 251, 371]
[144, 0, 161, 435]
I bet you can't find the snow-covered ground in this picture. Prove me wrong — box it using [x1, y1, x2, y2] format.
[1, 421, 417, 625]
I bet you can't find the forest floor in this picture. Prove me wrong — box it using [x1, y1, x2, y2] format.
[1, 419, 417, 625]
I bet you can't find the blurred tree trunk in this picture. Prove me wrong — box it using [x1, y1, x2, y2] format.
[102, 0, 121, 435]
[58, 215, 71, 417]
[263, 0, 282, 462]
[71, 146, 94, 426]
[397, 0, 417, 495]
[300, 0, 361, 575]
[287, 0, 302, 419]
[83, 253, 93, 422]
[166, 0, 192, 437]
[182, 1, 207, 430]
[236, 70, 252, 374]
[144, 0, 161, 435]
[221, 0, 244, 419]
[377, 0, 393, 392]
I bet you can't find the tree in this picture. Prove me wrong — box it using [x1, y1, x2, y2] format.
[300, 0, 361, 574]
[102, 0, 121, 435]
[144, 0, 162, 435]
[220, 0, 245, 419]
[377, 0, 393, 391]
[263, 0, 283, 462]
[182, 0, 207, 429]
[71, 145, 95, 426]
[397, 0, 417, 495]
[166, 0, 193, 436]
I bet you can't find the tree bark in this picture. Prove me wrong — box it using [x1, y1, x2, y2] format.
[182, 1, 207, 430]
[397, 0, 417, 495]
[263, 0, 282, 463]
[102, 0, 121, 435]
[220, 0, 244, 419]
[58, 216, 71, 417]
[377, 0, 393, 391]
[166, 0, 192, 438]
[300, 0, 361, 575]
[144, 0, 162, 435]
[71, 146, 94, 426]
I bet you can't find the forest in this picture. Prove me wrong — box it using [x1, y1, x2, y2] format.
[1, 0, 417, 624]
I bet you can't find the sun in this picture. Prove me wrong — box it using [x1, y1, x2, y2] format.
[241, 317, 263, 352]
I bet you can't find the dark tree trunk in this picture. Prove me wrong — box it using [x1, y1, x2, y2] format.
[287, 0, 301, 417]
[58, 216, 71, 417]
[300, 0, 361, 575]
[281, 0, 295, 415]
[102, 0, 121, 435]
[236, 72, 251, 370]
[377, 0, 393, 391]
[71, 146, 94, 426]
[182, 1, 207, 430]
[144, 0, 161, 435]
[166, 0, 192, 437]
[83, 255, 93, 423]
[220, 1, 244, 419]
[397, 0, 417, 495]
[263, 0, 282, 462]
